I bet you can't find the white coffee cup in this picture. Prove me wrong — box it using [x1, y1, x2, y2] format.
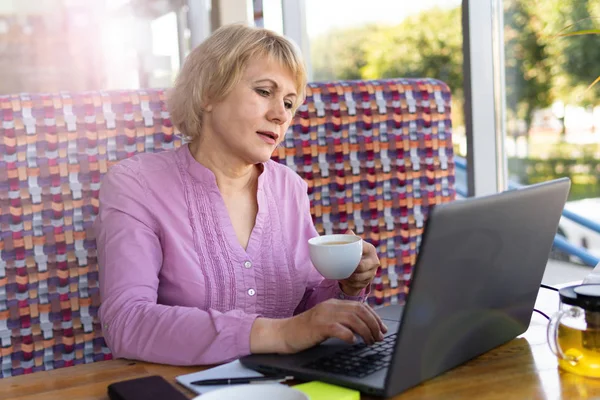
[308, 234, 363, 280]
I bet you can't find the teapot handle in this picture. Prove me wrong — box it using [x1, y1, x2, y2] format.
[547, 310, 576, 364]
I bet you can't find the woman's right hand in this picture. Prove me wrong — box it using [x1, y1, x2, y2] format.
[271, 299, 388, 354]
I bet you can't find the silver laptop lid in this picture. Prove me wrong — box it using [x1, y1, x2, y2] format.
[384, 178, 570, 396]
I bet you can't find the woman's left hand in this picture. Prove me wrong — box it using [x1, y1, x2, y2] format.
[339, 230, 380, 297]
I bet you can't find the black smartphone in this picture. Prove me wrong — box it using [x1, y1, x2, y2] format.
[107, 375, 189, 400]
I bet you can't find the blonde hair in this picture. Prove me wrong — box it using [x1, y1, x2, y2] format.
[168, 24, 307, 141]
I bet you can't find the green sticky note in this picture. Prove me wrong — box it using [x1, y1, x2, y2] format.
[293, 381, 361, 400]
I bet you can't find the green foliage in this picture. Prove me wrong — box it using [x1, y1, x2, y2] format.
[557, 4, 600, 101]
[312, 7, 463, 93]
[508, 157, 600, 201]
[556, 25, 600, 92]
[311, 6, 464, 127]
[310, 0, 600, 110]
[311, 25, 376, 82]
[532, 0, 600, 104]
[361, 7, 463, 93]
[504, 0, 553, 135]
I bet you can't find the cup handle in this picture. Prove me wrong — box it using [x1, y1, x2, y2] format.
[547, 310, 577, 365]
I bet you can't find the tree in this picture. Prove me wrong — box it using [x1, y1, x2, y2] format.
[550, 0, 600, 104]
[311, 25, 376, 82]
[504, 0, 553, 143]
[364, 7, 464, 128]
[311, 7, 464, 127]
[361, 7, 463, 96]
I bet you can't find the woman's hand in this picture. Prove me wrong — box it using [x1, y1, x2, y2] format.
[250, 299, 388, 355]
[339, 230, 380, 297]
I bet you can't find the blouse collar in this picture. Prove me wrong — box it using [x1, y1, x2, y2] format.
[176, 144, 268, 189]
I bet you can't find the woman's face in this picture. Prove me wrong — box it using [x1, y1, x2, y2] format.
[202, 56, 298, 166]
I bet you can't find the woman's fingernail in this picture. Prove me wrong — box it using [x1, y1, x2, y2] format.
[383, 324, 388, 332]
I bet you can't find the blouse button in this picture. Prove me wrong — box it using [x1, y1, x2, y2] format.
[244, 261, 252, 269]
[248, 288, 256, 296]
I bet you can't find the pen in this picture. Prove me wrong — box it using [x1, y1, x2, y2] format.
[190, 375, 294, 386]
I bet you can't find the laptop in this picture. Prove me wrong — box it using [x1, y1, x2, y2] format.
[240, 178, 571, 398]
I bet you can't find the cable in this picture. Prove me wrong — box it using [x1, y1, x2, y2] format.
[540, 283, 558, 292]
[535, 284, 558, 321]
[533, 309, 550, 320]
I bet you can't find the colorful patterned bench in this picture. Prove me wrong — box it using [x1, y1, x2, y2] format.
[0, 78, 455, 377]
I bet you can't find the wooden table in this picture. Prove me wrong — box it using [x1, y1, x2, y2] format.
[3, 287, 600, 400]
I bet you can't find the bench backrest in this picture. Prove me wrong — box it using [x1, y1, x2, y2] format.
[0, 78, 455, 377]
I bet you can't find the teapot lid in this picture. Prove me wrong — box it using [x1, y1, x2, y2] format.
[559, 284, 600, 311]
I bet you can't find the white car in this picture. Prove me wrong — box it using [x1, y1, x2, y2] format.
[555, 198, 600, 263]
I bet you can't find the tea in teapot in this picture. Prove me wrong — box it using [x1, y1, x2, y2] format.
[548, 284, 600, 378]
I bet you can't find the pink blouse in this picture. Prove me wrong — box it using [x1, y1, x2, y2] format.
[95, 144, 365, 365]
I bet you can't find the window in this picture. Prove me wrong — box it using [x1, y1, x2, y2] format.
[305, 0, 466, 155]
[0, 0, 187, 94]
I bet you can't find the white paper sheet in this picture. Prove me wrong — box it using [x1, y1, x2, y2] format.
[176, 359, 272, 395]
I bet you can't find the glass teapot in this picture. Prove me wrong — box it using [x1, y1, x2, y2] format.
[548, 284, 600, 378]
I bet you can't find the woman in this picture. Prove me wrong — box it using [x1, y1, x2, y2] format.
[95, 23, 386, 366]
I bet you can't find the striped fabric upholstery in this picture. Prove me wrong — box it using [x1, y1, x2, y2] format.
[0, 78, 455, 377]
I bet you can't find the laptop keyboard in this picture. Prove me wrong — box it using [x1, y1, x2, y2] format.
[303, 333, 397, 378]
